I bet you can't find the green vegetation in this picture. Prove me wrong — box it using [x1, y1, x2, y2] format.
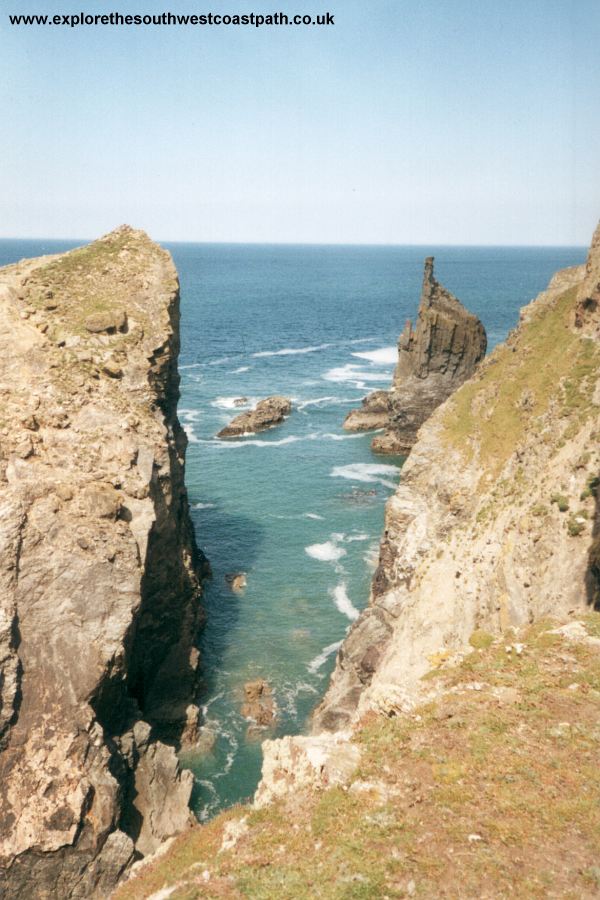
[443, 286, 600, 476]
[551, 493, 570, 513]
[468, 629, 494, 650]
[115, 614, 600, 899]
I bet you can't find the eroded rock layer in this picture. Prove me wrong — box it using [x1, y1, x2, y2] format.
[0, 227, 207, 897]
[344, 257, 487, 454]
[315, 226, 599, 731]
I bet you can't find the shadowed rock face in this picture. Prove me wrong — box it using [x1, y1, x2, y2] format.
[0, 227, 208, 897]
[344, 258, 487, 454]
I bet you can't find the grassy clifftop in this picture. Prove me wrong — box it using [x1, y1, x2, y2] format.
[443, 280, 600, 477]
[115, 614, 600, 899]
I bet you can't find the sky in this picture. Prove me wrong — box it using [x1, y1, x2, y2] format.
[1, 0, 599, 244]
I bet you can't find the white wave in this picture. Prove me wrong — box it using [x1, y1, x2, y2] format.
[209, 356, 235, 366]
[323, 363, 392, 388]
[231, 366, 250, 374]
[193, 502, 216, 510]
[279, 680, 319, 717]
[297, 395, 341, 410]
[211, 396, 256, 410]
[364, 541, 380, 570]
[305, 541, 347, 563]
[218, 434, 301, 448]
[345, 532, 370, 542]
[307, 640, 343, 674]
[180, 363, 203, 370]
[352, 346, 397, 365]
[321, 432, 365, 441]
[183, 424, 200, 444]
[179, 408, 200, 422]
[330, 582, 360, 621]
[253, 343, 332, 358]
[330, 462, 399, 490]
[304, 512, 324, 520]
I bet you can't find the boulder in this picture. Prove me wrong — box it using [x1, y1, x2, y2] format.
[85, 309, 128, 334]
[225, 572, 247, 592]
[217, 396, 292, 438]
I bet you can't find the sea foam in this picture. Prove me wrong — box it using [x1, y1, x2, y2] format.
[305, 541, 347, 562]
[307, 640, 343, 674]
[211, 396, 256, 410]
[322, 363, 392, 388]
[352, 346, 397, 365]
[330, 462, 399, 489]
[330, 583, 360, 621]
[253, 343, 332, 358]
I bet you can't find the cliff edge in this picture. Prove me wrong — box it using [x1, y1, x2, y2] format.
[315, 228, 598, 731]
[344, 258, 487, 454]
[0, 227, 207, 897]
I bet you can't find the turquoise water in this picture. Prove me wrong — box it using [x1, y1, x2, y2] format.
[0, 240, 587, 820]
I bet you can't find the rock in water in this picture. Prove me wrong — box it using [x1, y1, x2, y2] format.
[0, 226, 209, 897]
[344, 257, 487, 454]
[241, 679, 276, 728]
[217, 396, 292, 438]
[225, 571, 248, 591]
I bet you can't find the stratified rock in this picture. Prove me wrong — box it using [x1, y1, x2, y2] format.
[241, 679, 276, 727]
[217, 396, 292, 438]
[0, 227, 209, 898]
[344, 258, 487, 454]
[343, 390, 392, 432]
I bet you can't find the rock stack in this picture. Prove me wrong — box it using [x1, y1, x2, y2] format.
[344, 257, 487, 454]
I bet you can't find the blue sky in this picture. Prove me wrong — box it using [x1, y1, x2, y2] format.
[1, 0, 599, 244]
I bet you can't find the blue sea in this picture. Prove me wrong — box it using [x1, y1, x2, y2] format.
[0, 239, 586, 819]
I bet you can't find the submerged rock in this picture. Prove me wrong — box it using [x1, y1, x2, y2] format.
[344, 257, 487, 454]
[225, 572, 247, 591]
[217, 396, 292, 438]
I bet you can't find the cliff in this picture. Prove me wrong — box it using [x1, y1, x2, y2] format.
[344, 257, 487, 454]
[116, 224, 600, 899]
[0, 227, 207, 897]
[315, 233, 597, 730]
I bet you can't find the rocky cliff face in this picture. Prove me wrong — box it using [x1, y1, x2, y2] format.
[344, 258, 487, 454]
[0, 227, 207, 897]
[314, 226, 599, 731]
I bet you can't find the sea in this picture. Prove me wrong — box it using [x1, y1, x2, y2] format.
[0, 239, 586, 820]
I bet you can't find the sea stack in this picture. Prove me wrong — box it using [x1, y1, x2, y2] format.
[0, 227, 208, 897]
[344, 257, 487, 454]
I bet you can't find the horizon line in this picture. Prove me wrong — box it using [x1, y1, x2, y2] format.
[0, 235, 588, 249]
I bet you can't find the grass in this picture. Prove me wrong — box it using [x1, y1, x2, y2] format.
[115, 613, 600, 900]
[443, 286, 600, 476]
